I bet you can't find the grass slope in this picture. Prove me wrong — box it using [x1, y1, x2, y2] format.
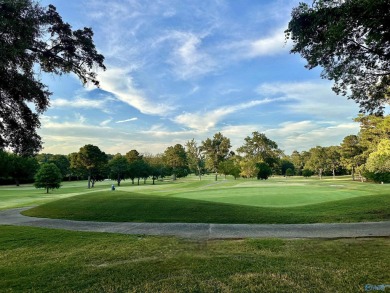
[1, 226, 389, 293]
[23, 190, 390, 224]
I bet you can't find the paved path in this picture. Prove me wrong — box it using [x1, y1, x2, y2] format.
[1, 208, 389, 239]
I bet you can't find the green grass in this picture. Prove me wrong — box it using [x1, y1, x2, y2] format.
[0, 226, 388, 292]
[21, 176, 390, 224]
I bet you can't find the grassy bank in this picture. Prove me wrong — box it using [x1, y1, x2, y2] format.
[22, 176, 390, 224]
[1, 226, 389, 293]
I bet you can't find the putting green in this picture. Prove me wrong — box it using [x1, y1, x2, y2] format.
[170, 184, 371, 207]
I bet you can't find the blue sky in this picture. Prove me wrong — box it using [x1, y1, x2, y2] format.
[38, 0, 364, 156]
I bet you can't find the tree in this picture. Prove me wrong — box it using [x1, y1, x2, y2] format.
[49, 154, 70, 179]
[8, 154, 39, 186]
[285, 168, 294, 177]
[201, 132, 231, 181]
[280, 159, 295, 176]
[340, 135, 364, 180]
[286, 0, 390, 114]
[108, 154, 129, 186]
[302, 169, 313, 178]
[365, 139, 390, 183]
[237, 132, 281, 166]
[0, 150, 10, 178]
[325, 146, 342, 179]
[305, 146, 327, 179]
[34, 163, 62, 193]
[70, 144, 107, 188]
[185, 139, 205, 180]
[125, 149, 143, 163]
[239, 159, 258, 178]
[256, 162, 272, 180]
[0, 1, 105, 154]
[355, 115, 390, 159]
[163, 144, 188, 180]
[289, 150, 304, 175]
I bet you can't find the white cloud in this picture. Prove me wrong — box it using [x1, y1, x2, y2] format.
[162, 31, 217, 80]
[248, 27, 290, 57]
[116, 117, 138, 123]
[51, 97, 107, 110]
[100, 118, 113, 126]
[257, 81, 360, 119]
[98, 67, 175, 115]
[265, 121, 360, 154]
[173, 98, 287, 131]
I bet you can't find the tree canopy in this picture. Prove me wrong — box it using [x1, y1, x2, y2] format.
[286, 0, 390, 114]
[34, 163, 62, 193]
[0, 0, 105, 155]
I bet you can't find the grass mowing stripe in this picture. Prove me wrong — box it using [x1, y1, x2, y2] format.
[1, 226, 389, 293]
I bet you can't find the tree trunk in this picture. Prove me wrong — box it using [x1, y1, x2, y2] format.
[352, 166, 355, 181]
[215, 172, 218, 181]
[87, 173, 91, 189]
[137, 178, 140, 185]
[117, 174, 121, 186]
[332, 168, 335, 179]
[197, 167, 202, 180]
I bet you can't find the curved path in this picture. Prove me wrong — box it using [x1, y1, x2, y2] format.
[1, 208, 389, 239]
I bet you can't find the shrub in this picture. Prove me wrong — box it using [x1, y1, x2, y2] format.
[256, 162, 272, 180]
[302, 169, 313, 177]
[285, 168, 294, 177]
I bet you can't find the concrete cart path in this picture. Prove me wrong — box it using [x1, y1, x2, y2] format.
[1, 208, 389, 239]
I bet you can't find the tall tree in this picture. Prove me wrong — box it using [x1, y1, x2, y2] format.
[355, 115, 390, 159]
[108, 154, 129, 186]
[8, 153, 39, 186]
[325, 146, 342, 179]
[70, 144, 107, 188]
[201, 132, 231, 181]
[340, 135, 364, 180]
[286, 0, 390, 114]
[289, 150, 304, 175]
[0, 1, 105, 154]
[185, 139, 204, 180]
[305, 146, 327, 179]
[164, 144, 188, 180]
[237, 131, 281, 169]
[365, 139, 390, 183]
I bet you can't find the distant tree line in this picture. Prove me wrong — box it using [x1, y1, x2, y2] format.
[0, 114, 389, 188]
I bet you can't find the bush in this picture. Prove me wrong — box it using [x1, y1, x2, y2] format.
[302, 169, 313, 177]
[364, 171, 390, 183]
[285, 168, 294, 177]
[256, 162, 272, 180]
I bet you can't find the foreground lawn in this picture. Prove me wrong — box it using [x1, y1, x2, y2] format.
[0, 226, 388, 292]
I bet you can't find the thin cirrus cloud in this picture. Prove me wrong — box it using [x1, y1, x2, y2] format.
[172, 98, 287, 131]
[116, 118, 138, 123]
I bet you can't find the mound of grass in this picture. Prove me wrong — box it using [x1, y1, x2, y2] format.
[1, 226, 388, 292]
[23, 190, 390, 224]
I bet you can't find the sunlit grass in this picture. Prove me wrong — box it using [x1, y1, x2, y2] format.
[22, 176, 390, 224]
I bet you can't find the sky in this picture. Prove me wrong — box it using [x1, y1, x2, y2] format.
[38, 0, 365, 156]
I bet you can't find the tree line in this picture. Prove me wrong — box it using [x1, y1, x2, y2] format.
[1, 114, 389, 190]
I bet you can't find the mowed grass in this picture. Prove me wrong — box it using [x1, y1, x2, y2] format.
[22, 176, 390, 224]
[1, 226, 389, 293]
